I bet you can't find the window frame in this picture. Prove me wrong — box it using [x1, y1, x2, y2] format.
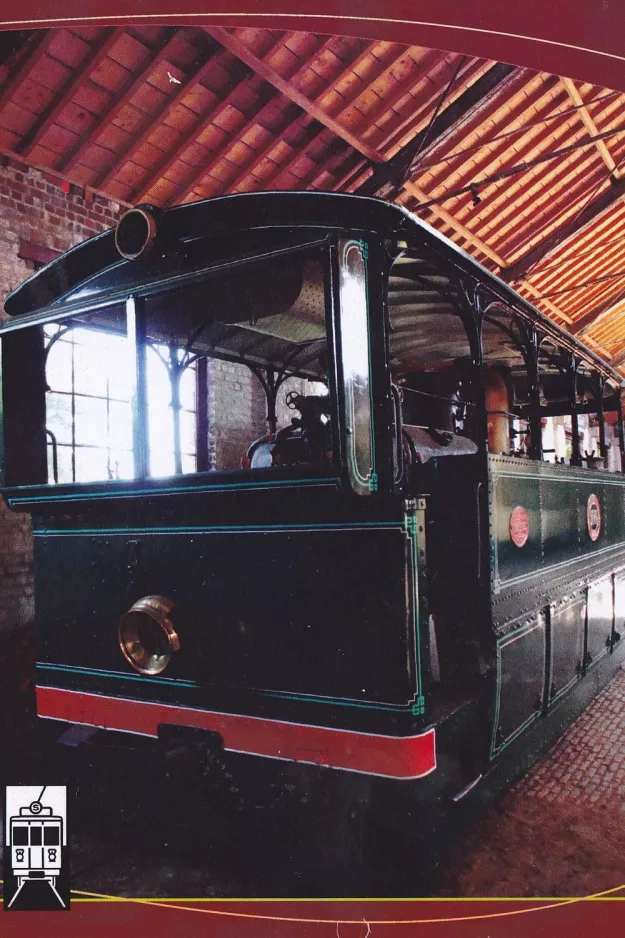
[1, 234, 346, 496]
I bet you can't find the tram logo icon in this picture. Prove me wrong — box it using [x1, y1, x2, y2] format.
[4, 785, 70, 911]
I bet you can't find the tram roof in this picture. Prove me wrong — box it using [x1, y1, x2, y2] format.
[2, 191, 623, 385]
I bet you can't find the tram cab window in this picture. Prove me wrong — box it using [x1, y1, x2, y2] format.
[143, 248, 332, 478]
[387, 252, 477, 465]
[43, 306, 133, 484]
[1, 248, 336, 488]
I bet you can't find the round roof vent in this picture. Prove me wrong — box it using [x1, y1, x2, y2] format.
[115, 206, 158, 260]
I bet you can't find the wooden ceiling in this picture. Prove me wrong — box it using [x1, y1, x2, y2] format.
[1, 24, 625, 370]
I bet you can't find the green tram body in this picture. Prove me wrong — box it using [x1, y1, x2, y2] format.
[1, 192, 625, 881]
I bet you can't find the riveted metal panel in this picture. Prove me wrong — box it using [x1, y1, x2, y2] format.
[550, 595, 585, 701]
[491, 612, 546, 755]
[613, 571, 625, 640]
[586, 577, 613, 664]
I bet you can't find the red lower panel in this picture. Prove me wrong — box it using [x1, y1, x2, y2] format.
[36, 685, 436, 779]
[3, 898, 625, 938]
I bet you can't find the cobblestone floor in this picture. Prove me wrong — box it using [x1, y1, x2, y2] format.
[437, 666, 625, 897]
[3, 668, 625, 900]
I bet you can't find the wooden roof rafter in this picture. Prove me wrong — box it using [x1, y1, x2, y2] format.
[222, 39, 415, 196]
[171, 86, 286, 204]
[0, 30, 55, 115]
[1, 26, 625, 370]
[132, 31, 296, 204]
[261, 48, 456, 194]
[561, 76, 620, 180]
[502, 172, 625, 285]
[168, 31, 394, 203]
[356, 61, 520, 198]
[17, 26, 122, 159]
[204, 27, 384, 164]
[134, 32, 341, 202]
[56, 26, 181, 176]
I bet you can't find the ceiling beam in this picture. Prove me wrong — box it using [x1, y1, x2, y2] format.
[133, 34, 292, 205]
[284, 50, 455, 194]
[357, 61, 519, 197]
[172, 86, 281, 204]
[97, 47, 238, 196]
[204, 27, 383, 164]
[17, 27, 121, 158]
[500, 175, 625, 284]
[312, 51, 461, 194]
[403, 179, 507, 269]
[0, 30, 54, 115]
[376, 55, 484, 158]
[136, 33, 339, 202]
[226, 40, 411, 196]
[570, 287, 625, 336]
[170, 33, 386, 203]
[561, 77, 619, 180]
[402, 179, 585, 334]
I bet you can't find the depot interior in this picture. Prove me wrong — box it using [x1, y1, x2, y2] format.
[1, 23, 625, 805]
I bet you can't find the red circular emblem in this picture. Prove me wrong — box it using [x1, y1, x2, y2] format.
[509, 506, 530, 548]
[587, 494, 602, 541]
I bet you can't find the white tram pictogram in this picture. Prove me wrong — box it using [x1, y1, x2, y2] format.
[7, 787, 66, 909]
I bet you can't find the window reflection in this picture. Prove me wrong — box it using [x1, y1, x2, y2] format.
[43, 247, 333, 484]
[45, 320, 134, 484]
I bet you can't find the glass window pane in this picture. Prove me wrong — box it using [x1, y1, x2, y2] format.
[180, 365, 196, 411]
[43, 307, 132, 485]
[46, 393, 72, 445]
[181, 452, 197, 474]
[339, 239, 375, 495]
[75, 396, 108, 447]
[143, 248, 331, 478]
[74, 447, 110, 483]
[73, 320, 131, 399]
[110, 449, 134, 481]
[45, 335, 73, 393]
[29, 825, 42, 845]
[108, 400, 132, 452]
[150, 446, 175, 479]
[180, 409, 196, 456]
[55, 445, 74, 484]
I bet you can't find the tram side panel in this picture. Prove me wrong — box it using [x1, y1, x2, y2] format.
[31, 490, 430, 751]
[488, 455, 625, 757]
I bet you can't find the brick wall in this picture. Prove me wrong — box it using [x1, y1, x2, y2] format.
[210, 359, 267, 470]
[0, 160, 122, 645]
[0, 158, 122, 312]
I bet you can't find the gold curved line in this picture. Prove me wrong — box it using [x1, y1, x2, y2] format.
[70, 882, 625, 925]
[0, 12, 623, 67]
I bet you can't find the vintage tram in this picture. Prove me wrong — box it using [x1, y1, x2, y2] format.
[7, 792, 65, 908]
[1, 192, 625, 892]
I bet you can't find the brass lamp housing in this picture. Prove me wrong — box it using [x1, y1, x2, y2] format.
[114, 206, 158, 260]
[118, 595, 179, 675]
